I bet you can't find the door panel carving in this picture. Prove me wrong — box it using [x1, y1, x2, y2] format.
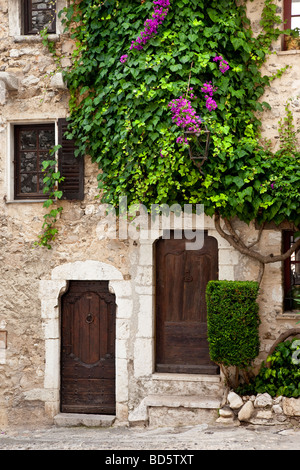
[61, 281, 116, 414]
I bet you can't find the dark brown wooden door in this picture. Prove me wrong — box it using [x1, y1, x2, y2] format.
[155, 232, 219, 375]
[61, 281, 116, 414]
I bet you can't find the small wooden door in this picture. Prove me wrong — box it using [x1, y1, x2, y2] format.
[155, 232, 219, 375]
[61, 281, 116, 414]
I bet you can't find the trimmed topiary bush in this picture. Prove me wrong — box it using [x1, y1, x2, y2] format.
[206, 280, 260, 371]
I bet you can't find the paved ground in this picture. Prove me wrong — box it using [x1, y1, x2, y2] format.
[0, 422, 299, 451]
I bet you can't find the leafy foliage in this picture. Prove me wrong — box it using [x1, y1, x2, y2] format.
[206, 280, 260, 369]
[34, 146, 64, 249]
[237, 338, 300, 397]
[55, 0, 299, 226]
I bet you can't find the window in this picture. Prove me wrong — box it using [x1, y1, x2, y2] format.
[23, 0, 56, 35]
[284, 0, 300, 30]
[13, 119, 84, 201]
[283, 231, 300, 311]
[14, 124, 55, 199]
[8, 1, 66, 38]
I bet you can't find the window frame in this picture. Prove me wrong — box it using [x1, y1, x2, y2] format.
[14, 123, 56, 200]
[7, 119, 84, 203]
[283, 230, 300, 312]
[284, 0, 300, 30]
[23, 0, 57, 36]
[8, 1, 66, 39]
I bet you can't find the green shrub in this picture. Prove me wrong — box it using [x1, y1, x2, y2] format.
[206, 280, 260, 369]
[238, 338, 300, 397]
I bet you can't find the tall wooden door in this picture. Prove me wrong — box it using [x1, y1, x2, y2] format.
[155, 232, 219, 375]
[61, 281, 116, 414]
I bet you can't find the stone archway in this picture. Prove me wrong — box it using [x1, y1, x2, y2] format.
[39, 260, 131, 422]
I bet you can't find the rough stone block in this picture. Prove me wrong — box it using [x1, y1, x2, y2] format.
[110, 280, 132, 298]
[282, 398, 300, 417]
[39, 280, 67, 300]
[254, 409, 273, 420]
[138, 243, 153, 266]
[51, 260, 123, 281]
[0, 80, 6, 104]
[21, 75, 39, 87]
[0, 331, 7, 349]
[134, 338, 153, 378]
[219, 406, 234, 418]
[227, 391, 243, 409]
[137, 295, 154, 338]
[0, 72, 19, 90]
[116, 298, 133, 319]
[135, 265, 153, 286]
[238, 400, 254, 421]
[116, 339, 127, 359]
[44, 339, 60, 389]
[54, 413, 115, 427]
[43, 318, 59, 340]
[116, 358, 129, 402]
[50, 72, 66, 89]
[218, 264, 234, 280]
[254, 393, 273, 408]
[116, 318, 130, 340]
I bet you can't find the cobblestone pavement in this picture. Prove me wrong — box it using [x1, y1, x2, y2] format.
[0, 423, 299, 451]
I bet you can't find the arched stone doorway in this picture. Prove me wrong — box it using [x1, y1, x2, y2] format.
[39, 260, 131, 421]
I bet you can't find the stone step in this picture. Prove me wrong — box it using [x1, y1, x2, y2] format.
[54, 413, 115, 428]
[145, 395, 222, 427]
[129, 393, 223, 427]
[146, 374, 224, 400]
[145, 394, 222, 409]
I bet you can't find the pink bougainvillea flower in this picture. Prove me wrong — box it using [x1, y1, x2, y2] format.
[130, 0, 170, 51]
[213, 55, 230, 73]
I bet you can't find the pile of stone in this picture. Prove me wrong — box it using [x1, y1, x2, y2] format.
[217, 391, 300, 426]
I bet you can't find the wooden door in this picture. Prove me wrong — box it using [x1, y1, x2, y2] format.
[61, 281, 116, 414]
[155, 232, 219, 374]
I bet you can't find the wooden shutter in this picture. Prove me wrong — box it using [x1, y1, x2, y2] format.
[58, 118, 84, 200]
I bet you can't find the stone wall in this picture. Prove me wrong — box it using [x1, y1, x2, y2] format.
[218, 391, 300, 426]
[246, 0, 300, 150]
[0, 0, 299, 429]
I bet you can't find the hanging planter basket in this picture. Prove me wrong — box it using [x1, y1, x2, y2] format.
[184, 127, 211, 170]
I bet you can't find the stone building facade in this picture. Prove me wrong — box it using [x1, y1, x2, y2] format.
[0, 0, 299, 429]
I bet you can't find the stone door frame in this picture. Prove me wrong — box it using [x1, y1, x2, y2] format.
[39, 260, 131, 422]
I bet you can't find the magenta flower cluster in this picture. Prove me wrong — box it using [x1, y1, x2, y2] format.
[213, 55, 230, 73]
[120, 54, 128, 63]
[168, 92, 202, 135]
[130, 0, 170, 51]
[176, 136, 189, 145]
[201, 81, 218, 112]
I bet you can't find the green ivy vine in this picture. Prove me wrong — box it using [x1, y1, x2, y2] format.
[38, 0, 300, 248]
[34, 146, 64, 249]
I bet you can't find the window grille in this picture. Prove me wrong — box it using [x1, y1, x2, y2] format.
[23, 0, 56, 35]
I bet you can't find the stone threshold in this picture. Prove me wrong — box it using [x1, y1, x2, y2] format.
[54, 413, 116, 428]
[151, 373, 221, 383]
